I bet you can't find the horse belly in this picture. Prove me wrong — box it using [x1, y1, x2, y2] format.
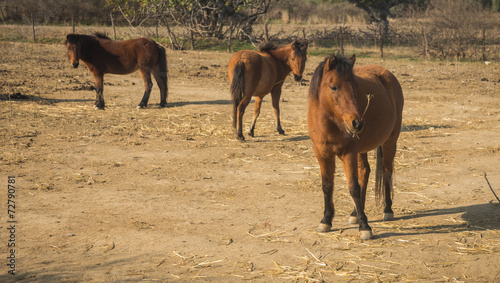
[356, 89, 397, 153]
[253, 58, 278, 96]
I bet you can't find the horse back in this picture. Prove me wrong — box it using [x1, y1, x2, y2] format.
[97, 37, 159, 75]
[228, 50, 279, 96]
[354, 65, 404, 152]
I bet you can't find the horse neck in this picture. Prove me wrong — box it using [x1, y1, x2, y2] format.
[79, 36, 101, 63]
[268, 46, 292, 73]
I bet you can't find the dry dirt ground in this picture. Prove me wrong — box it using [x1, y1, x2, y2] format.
[0, 40, 499, 282]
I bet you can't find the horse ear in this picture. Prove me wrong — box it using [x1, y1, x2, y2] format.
[349, 54, 356, 66]
[324, 57, 335, 72]
[66, 34, 80, 44]
[291, 40, 297, 50]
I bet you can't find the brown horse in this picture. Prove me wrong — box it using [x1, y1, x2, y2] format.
[65, 33, 168, 109]
[308, 54, 404, 240]
[228, 39, 308, 141]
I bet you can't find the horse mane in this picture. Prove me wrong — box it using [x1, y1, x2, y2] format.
[259, 42, 278, 53]
[309, 54, 354, 99]
[293, 39, 308, 57]
[94, 32, 111, 40]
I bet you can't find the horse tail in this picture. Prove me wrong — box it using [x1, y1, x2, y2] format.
[375, 146, 385, 205]
[230, 62, 245, 128]
[157, 43, 169, 98]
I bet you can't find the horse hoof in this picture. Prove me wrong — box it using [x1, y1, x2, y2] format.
[316, 223, 332, 233]
[237, 135, 246, 142]
[160, 103, 167, 108]
[360, 230, 373, 240]
[383, 213, 394, 221]
[348, 216, 359, 224]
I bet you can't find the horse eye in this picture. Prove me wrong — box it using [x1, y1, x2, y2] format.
[330, 86, 339, 92]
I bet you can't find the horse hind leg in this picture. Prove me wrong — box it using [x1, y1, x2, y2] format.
[376, 145, 396, 221]
[236, 94, 252, 141]
[349, 153, 370, 225]
[138, 68, 153, 109]
[153, 68, 168, 108]
[248, 96, 263, 137]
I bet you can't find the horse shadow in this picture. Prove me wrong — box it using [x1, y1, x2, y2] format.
[402, 124, 452, 132]
[168, 99, 232, 107]
[374, 203, 500, 239]
[0, 93, 93, 104]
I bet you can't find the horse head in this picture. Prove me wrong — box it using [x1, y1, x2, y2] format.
[316, 54, 364, 135]
[65, 34, 81, 68]
[288, 39, 308, 81]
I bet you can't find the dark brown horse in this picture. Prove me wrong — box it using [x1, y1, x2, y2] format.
[228, 39, 308, 141]
[308, 54, 404, 240]
[65, 33, 168, 109]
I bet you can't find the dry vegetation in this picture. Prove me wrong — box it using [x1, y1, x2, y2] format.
[0, 22, 500, 282]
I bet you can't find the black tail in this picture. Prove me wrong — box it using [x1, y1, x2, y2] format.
[157, 44, 169, 104]
[375, 146, 392, 205]
[375, 146, 384, 205]
[230, 62, 245, 128]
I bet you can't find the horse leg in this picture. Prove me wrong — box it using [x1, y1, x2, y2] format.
[248, 96, 263, 137]
[313, 145, 336, 232]
[153, 68, 168, 108]
[138, 69, 153, 109]
[236, 94, 252, 141]
[349, 153, 370, 225]
[92, 72, 105, 109]
[381, 142, 397, 221]
[271, 87, 285, 135]
[341, 150, 372, 240]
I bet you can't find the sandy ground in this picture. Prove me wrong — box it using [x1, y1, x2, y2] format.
[0, 41, 499, 282]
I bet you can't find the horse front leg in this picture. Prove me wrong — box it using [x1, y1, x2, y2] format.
[313, 145, 336, 232]
[138, 69, 153, 109]
[271, 87, 285, 135]
[349, 153, 370, 224]
[341, 151, 373, 240]
[93, 72, 105, 109]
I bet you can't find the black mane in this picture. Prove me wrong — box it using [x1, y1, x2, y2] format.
[309, 54, 354, 99]
[94, 32, 111, 40]
[259, 42, 278, 53]
[293, 39, 308, 57]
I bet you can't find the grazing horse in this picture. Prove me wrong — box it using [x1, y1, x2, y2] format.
[65, 33, 168, 109]
[308, 54, 404, 240]
[228, 39, 308, 141]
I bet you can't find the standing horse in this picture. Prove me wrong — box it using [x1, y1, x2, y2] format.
[308, 54, 404, 240]
[65, 33, 168, 109]
[228, 39, 308, 141]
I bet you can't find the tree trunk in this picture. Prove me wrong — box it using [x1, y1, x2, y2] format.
[110, 12, 116, 40]
[31, 13, 36, 43]
[190, 29, 194, 50]
[264, 22, 269, 42]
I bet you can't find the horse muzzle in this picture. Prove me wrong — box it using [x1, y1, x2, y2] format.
[345, 118, 365, 135]
[72, 62, 79, 68]
[294, 74, 302, 82]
